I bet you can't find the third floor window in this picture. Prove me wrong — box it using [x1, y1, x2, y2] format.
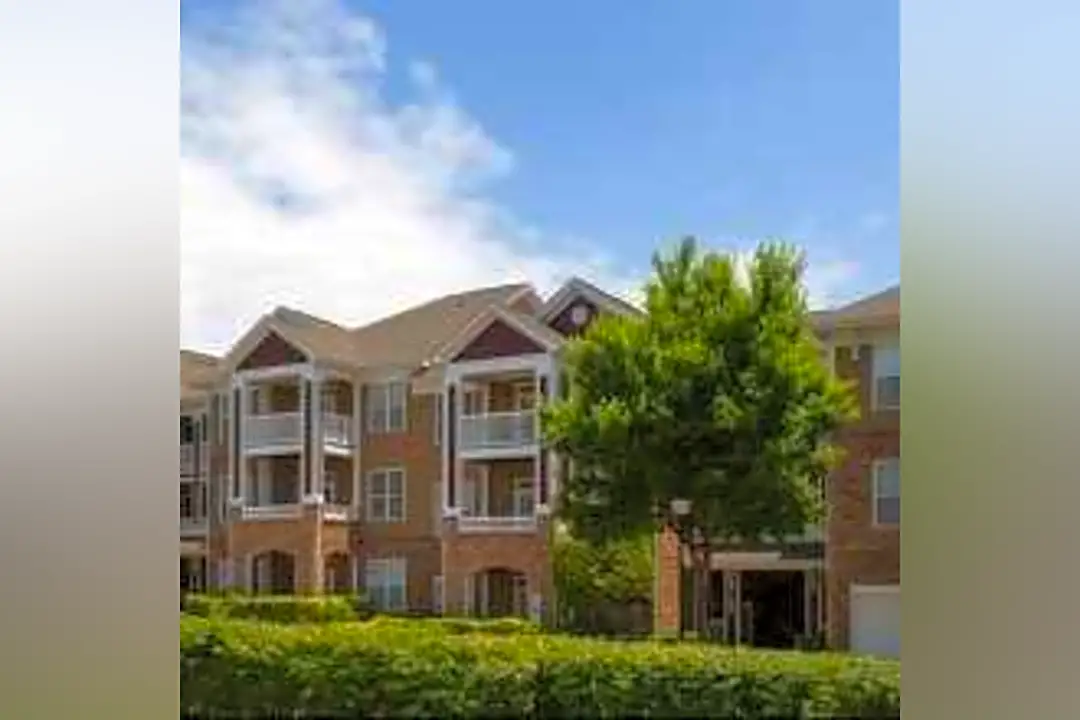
[366, 382, 407, 434]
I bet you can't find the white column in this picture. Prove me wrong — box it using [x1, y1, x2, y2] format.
[309, 375, 324, 502]
[238, 381, 250, 503]
[533, 371, 544, 510]
[352, 381, 362, 515]
[298, 377, 308, 499]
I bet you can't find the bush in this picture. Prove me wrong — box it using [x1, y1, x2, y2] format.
[182, 593, 361, 623]
[180, 615, 900, 717]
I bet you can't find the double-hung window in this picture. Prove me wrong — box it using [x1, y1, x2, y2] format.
[873, 457, 900, 526]
[367, 468, 405, 522]
[873, 345, 900, 410]
[366, 382, 407, 433]
[365, 557, 407, 611]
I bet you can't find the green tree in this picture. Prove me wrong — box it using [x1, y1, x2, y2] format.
[542, 238, 856, 630]
[552, 525, 654, 634]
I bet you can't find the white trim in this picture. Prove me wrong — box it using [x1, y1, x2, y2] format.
[441, 383, 455, 512]
[353, 382, 362, 514]
[221, 316, 316, 374]
[871, 457, 901, 527]
[310, 377, 324, 501]
[539, 277, 640, 323]
[235, 362, 315, 383]
[851, 583, 901, 595]
[435, 304, 563, 364]
[446, 353, 554, 383]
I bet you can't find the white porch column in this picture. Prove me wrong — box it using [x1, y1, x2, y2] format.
[237, 380, 250, 503]
[353, 381, 362, 515]
[533, 371, 545, 510]
[298, 376, 308, 499]
[309, 374, 324, 502]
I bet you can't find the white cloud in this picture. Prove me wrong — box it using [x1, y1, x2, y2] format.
[181, 0, 859, 354]
[181, 0, 632, 353]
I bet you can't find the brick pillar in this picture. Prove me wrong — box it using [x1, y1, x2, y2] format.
[294, 505, 324, 594]
[441, 512, 467, 615]
[654, 526, 682, 635]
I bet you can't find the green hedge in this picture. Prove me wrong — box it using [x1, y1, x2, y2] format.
[182, 593, 361, 623]
[180, 615, 900, 717]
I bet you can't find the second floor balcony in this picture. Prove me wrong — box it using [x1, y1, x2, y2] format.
[243, 412, 354, 453]
[458, 410, 537, 456]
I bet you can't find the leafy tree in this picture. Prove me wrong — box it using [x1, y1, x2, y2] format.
[542, 238, 857, 627]
[552, 525, 654, 634]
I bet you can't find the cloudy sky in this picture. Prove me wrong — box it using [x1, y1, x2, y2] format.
[181, 0, 898, 353]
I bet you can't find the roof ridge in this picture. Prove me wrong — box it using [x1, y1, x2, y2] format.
[349, 282, 533, 334]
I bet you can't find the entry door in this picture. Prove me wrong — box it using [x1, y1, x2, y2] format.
[461, 466, 489, 516]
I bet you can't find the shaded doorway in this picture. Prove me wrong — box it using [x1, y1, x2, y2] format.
[250, 550, 296, 595]
[739, 570, 805, 648]
[469, 568, 528, 617]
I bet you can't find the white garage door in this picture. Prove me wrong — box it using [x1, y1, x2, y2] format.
[850, 584, 900, 658]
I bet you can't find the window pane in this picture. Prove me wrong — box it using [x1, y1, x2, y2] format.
[367, 385, 387, 431]
[874, 345, 900, 378]
[388, 470, 403, 495]
[877, 497, 900, 525]
[877, 376, 901, 409]
[370, 496, 387, 521]
[388, 496, 404, 521]
[876, 460, 901, 497]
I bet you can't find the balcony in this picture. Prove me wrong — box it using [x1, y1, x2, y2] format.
[180, 515, 207, 535]
[456, 513, 538, 534]
[240, 503, 302, 521]
[243, 412, 354, 453]
[458, 410, 537, 456]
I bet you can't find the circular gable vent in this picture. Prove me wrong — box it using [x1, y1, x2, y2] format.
[570, 303, 591, 326]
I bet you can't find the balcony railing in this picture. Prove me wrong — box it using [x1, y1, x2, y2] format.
[321, 413, 353, 446]
[180, 515, 207, 534]
[242, 412, 354, 451]
[456, 513, 538, 534]
[240, 503, 302, 521]
[458, 411, 537, 453]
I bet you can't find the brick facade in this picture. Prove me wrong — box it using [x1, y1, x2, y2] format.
[824, 340, 901, 649]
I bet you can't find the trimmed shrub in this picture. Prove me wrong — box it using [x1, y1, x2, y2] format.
[180, 615, 900, 717]
[182, 593, 360, 623]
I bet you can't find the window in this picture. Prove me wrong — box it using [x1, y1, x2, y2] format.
[180, 482, 206, 520]
[180, 415, 195, 445]
[321, 385, 340, 415]
[873, 345, 900, 410]
[511, 476, 535, 517]
[366, 558, 407, 611]
[462, 387, 485, 416]
[324, 468, 340, 504]
[514, 382, 537, 411]
[218, 394, 230, 444]
[366, 468, 405, 522]
[366, 382, 407, 433]
[873, 458, 900, 526]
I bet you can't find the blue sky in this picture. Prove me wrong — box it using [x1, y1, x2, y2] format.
[180, 0, 898, 351]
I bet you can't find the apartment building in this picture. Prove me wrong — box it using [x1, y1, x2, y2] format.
[818, 286, 900, 656]
[178, 278, 638, 620]
[651, 285, 900, 657]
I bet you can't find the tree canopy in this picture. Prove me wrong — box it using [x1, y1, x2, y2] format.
[541, 238, 857, 546]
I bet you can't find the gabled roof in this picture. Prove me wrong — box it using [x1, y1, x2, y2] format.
[813, 284, 900, 331]
[539, 276, 641, 323]
[180, 349, 220, 400]
[349, 283, 538, 368]
[434, 303, 566, 364]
